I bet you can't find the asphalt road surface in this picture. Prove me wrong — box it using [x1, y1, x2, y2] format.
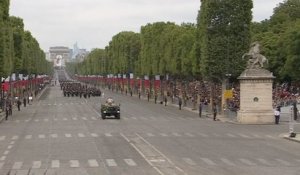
[0, 83, 299, 175]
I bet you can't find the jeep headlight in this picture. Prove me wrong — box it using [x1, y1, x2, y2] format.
[117, 111, 120, 113]
[103, 111, 107, 113]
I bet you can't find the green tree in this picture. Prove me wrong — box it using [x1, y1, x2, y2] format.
[0, 1, 14, 78]
[252, 0, 300, 82]
[198, 0, 252, 83]
[10, 16, 24, 74]
[107, 31, 141, 75]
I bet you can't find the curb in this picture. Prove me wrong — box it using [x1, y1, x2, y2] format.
[35, 85, 50, 101]
[283, 134, 300, 143]
[0, 112, 5, 123]
[0, 85, 49, 124]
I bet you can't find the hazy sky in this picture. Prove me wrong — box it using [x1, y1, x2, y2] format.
[10, 0, 285, 52]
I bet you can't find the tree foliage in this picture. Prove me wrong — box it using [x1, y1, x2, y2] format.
[72, 0, 300, 84]
[0, 0, 51, 80]
[74, 23, 196, 79]
[198, 0, 252, 83]
[252, 0, 300, 82]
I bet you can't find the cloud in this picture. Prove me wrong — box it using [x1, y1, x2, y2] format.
[252, 0, 283, 21]
[10, 0, 284, 51]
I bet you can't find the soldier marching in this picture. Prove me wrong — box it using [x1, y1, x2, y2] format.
[59, 80, 102, 98]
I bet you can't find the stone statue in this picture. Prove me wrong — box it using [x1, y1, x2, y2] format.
[242, 41, 268, 69]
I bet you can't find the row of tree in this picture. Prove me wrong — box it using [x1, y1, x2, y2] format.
[69, 23, 197, 80]
[0, 0, 52, 81]
[71, 0, 300, 84]
[252, 0, 300, 82]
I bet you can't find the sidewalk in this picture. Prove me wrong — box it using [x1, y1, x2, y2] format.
[0, 110, 5, 123]
[283, 133, 300, 143]
[0, 85, 49, 124]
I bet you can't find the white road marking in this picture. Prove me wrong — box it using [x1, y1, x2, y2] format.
[146, 133, 155, 137]
[213, 133, 221, 137]
[172, 133, 181, 137]
[105, 133, 112, 137]
[149, 116, 156, 120]
[106, 159, 117, 167]
[44, 119, 49, 122]
[221, 158, 235, 166]
[200, 158, 216, 166]
[15, 120, 20, 123]
[239, 158, 256, 166]
[160, 133, 168, 137]
[91, 133, 99, 137]
[3, 151, 9, 155]
[34, 119, 39, 122]
[10, 141, 15, 144]
[198, 133, 208, 137]
[238, 134, 251, 138]
[54, 118, 58, 121]
[32, 161, 42, 169]
[65, 134, 72, 138]
[183, 158, 197, 166]
[252, 134, 261, 138]
[12, 135, 19, 140]
[131, 117, 137, 120]
[121, 133, 185, 175]
[0, 156, 6, 161]
[82, 117, 87, 120]
[63, 118, 68, 121]
[38, 134, 46, 139]
[140, 116, 147, 120]
[25, 119, 30, 122]
[72, 117, 78, 120]
[257, 158, 273, 166]
[226, 133, 236, 138]
[50, 134, 58, 138]
[0, 136, 6, 141]
[51, 160, 60, 168]
[78, 133, 85, 137]
[12, 162, 23, 169]
[70, 160, 80, 168]
[185, 133, 195, 137]
[124, 159, 137, 166]
[276, 159, 291, 166]
[91, 117, 97, 120]
[265, 135, 276, 139]
[88, 159, 99, 167]
[25, 135, 32, 139]
[92, 109, 102, 118]
[7, 145, 13, 149]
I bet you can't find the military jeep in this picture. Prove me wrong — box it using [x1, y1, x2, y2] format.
[101, 98, 120, 119]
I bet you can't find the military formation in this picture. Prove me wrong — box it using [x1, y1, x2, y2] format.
[59, 80, 102, 98]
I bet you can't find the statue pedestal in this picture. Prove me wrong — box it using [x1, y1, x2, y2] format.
[237, 69, 275, 124]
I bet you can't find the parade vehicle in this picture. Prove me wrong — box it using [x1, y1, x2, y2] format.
[100, 97, 120, 119]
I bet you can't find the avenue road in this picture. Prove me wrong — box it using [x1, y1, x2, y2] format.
[0, 80, 299, 175]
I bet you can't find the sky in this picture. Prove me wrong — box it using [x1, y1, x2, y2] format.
[10, 0, 285, 52]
